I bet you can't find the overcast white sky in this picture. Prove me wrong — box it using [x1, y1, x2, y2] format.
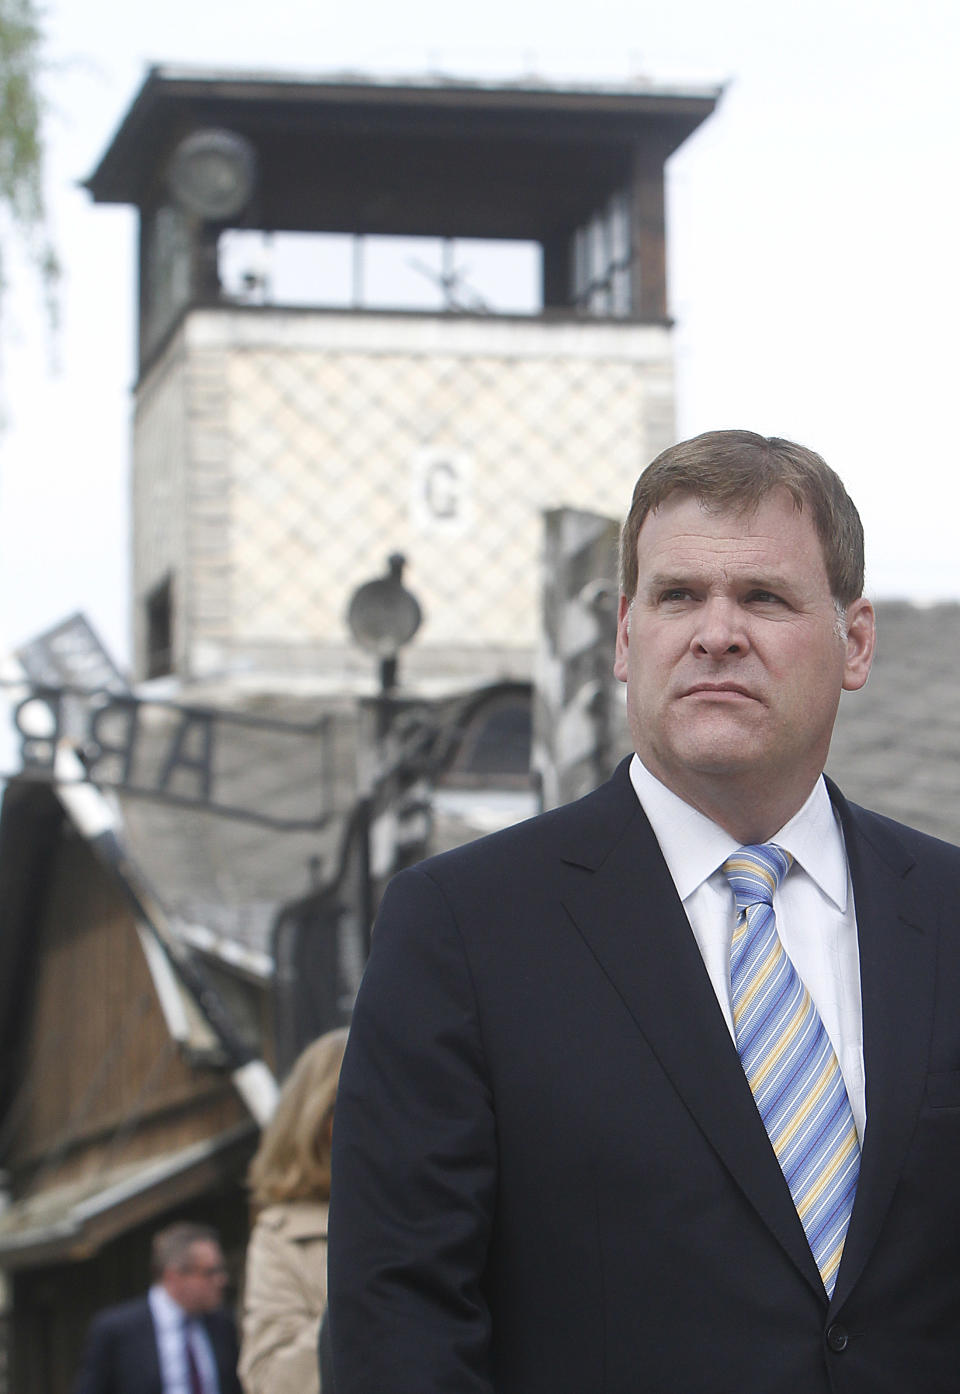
[1, 0, 958, 668]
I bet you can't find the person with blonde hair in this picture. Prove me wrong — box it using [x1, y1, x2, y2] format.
[239, 1027, 347, 1394]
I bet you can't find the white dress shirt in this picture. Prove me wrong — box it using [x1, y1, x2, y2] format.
[629, 754, 867, 1141]
[148, 1285, 221, 1394]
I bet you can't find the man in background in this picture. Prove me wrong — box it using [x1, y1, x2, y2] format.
[73, 1221, 242, 1394]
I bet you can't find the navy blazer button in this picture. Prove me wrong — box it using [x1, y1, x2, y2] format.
[826, 1324, 849, 1352]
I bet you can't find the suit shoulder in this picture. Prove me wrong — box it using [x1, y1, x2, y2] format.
[408, 760, 638, 888]
[90, 1295, 151, 1328]
[83, 1295, 152, 1346]
[845, 797, 960, 875]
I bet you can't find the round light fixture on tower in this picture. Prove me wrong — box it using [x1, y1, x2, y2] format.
[166, 128, 257, 221]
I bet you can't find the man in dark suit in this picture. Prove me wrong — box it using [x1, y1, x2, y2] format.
[73, 1222, 243, 1394]
[328, 430, 960, 1392]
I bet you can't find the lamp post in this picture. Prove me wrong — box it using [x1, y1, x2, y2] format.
[347, 553, 423, 729]
[346, 555, 424, 947]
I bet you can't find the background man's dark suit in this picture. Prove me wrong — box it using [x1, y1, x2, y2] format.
[72, 1295, 242, 1394]
[329, 759, 960, 1393]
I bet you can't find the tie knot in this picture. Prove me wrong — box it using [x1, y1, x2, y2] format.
[722, 843, 792, 911]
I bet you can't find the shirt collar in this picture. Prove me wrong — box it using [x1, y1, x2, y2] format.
[628, 754, 848, 910]
[774, 778, 849, 911]
[149, 1282, 188, 1329]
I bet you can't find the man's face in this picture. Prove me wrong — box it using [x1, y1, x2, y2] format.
[164, 1240, 228, 1316]
[613, 487, 875, 823]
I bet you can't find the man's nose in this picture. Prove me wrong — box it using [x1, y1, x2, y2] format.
[690, 599, 747, 657]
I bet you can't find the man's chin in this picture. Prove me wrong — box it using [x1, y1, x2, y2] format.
[656, 729, 771, 782]
[676, 710, 768, 758]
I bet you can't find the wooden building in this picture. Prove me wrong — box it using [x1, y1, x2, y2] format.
[0, 781, 255, 1393]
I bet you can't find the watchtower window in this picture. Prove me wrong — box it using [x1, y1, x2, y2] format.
[146, 575, 173, 679]
[218, 231, 542, 316]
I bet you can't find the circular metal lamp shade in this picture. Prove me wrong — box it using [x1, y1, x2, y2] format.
[347, 554, 423, 658]
[166, 128, 257, 221]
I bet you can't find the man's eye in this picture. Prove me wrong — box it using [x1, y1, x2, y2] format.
[747, 591, 782, 604]
[659, 589, 692, 603]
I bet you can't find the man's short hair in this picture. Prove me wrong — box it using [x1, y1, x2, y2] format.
[619, 429, 866, 607]
[151, 1222, 219, 1279]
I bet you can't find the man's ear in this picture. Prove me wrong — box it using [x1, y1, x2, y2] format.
[841, 597, 876, 692]
[613, 594, 631, 683]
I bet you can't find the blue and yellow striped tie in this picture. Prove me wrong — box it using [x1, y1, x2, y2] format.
[723, 843, 859, 1298]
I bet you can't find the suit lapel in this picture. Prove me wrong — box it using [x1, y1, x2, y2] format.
[559, 765, 941, 1306]
[140, 1300, 164, 1394]
[827, 786, 938, 1307]
[559, 764, 824, 1295]
[202, 1312, 233, 1389]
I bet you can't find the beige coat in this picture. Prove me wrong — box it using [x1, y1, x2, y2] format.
[239, 1200, 329, 1394]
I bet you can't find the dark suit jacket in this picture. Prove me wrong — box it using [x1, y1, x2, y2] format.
[72, 1294, 242, 1394]
[329, 759, 960, 1393]
[318, 1308, 335, 1394]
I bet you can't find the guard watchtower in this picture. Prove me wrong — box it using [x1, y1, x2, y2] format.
[86, 67, 718, 688]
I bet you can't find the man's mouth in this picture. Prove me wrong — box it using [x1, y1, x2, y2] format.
[681, 682, 758, 700]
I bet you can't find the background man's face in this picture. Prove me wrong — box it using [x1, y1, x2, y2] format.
[613, 487, 874, 812]
[164, 1240, 228, 1315]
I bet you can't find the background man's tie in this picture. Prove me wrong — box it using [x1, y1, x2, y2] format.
[184, 1319, 205, 1394]
[723, 843, 860, 1298]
